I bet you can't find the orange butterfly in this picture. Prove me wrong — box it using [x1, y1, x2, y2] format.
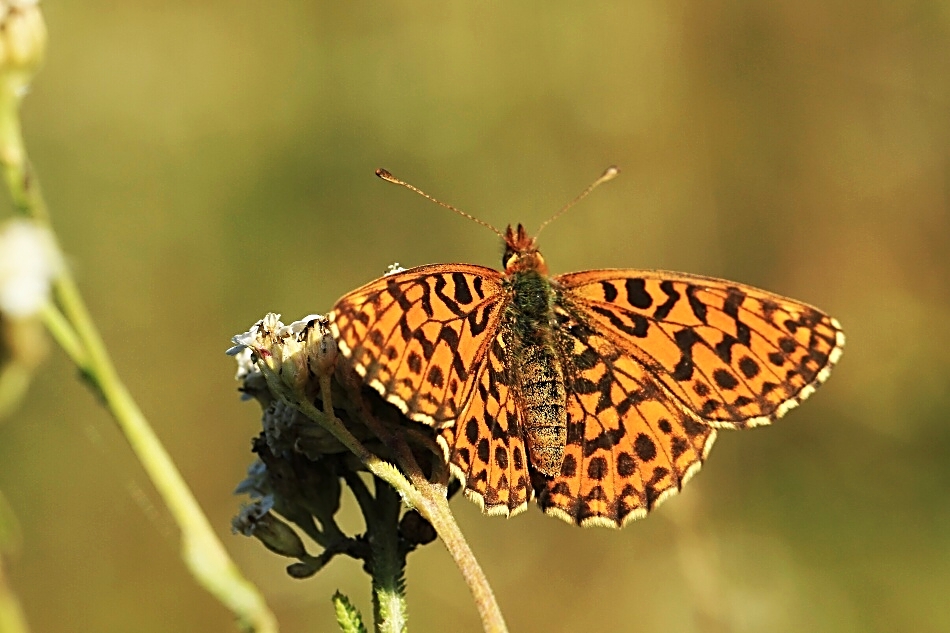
[329, 169, 844, 527]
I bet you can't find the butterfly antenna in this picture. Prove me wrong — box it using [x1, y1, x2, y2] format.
[376, 168, 505, 238]
[535, 165, 620, 236]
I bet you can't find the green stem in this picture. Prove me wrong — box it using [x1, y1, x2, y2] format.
[60, 212, 278, 633]
[0, 78, 278, 632]
[0, 77, 47, 224]
[0, 557, 29, 633]
[39, 303, 87, 368]
[304, 382, 507, 633]
[369, 480, 408, 633]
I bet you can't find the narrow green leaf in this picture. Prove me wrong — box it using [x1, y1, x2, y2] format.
[333, 592, 368, 633]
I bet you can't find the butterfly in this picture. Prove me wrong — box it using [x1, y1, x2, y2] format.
[328, 168, 844, 527]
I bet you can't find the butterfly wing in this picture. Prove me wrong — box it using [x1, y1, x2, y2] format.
[437, 328, 533, 516]
[535, 270, 844, 527]
[536, 303, 717, 526]
[328, 264, 509, 427]
[330, 263, 534, 514]
[555, 270, 844, 428]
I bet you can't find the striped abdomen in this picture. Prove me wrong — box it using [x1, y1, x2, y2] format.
[517, 342, 567, 477]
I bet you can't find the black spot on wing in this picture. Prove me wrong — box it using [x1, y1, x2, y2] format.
[591, 305, 649, 338]
[768, 351, 786, 367]
[634, 434, 657, 462]
[617, 452, 636, 477]
[722, 288, 751, 345]
[683, 418, 706, 437]
[715, 334, 739, 364]
[476, 438, 490, 463]
[778, 337, 797, 354]
[472, 276, 485, 300]
[407, 351, 422, 374]
[561, 454, 577, 477]
[413, 328, 435, 361]
[467, 304, 493, 336]
[451, 271, 474, 305]
[672, 328, 703, 381]
[465, 418, 479, 444]
[387, 278, 413, 312]
[433, 274, 466, 318]
[652, 280, 680, 320]
[713, 368, 739, 390]
[427, 365, 444, 388]
[587, 457, 608, 480]
[625, 278, 652, 309]
[738, 356, 760, 379]
[494, 446, 509, 469]
[686, 285, 707, 323]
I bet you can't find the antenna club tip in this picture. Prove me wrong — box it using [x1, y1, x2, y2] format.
[375, 168, 392, 179]
[602, 165, 620, 180]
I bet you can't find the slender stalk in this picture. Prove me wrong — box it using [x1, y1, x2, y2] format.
[0, 557, 29, 633]
[0, 71, 278, 632]
[303, 380, 508, 633]
[0, 491, 28, 633]
[369, 481, 408, 633]
[402, 472, 505, 633]
[38, 303, 86, 368]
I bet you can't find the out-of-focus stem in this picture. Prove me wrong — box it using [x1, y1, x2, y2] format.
[0, 55, 278, 633]
[0, 557, 29, 633]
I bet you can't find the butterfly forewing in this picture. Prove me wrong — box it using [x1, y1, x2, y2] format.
[555, 270, 845, 430]
[329, 264, 509, 427]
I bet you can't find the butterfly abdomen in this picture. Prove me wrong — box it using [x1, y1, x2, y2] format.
[508, 268, 568, 478]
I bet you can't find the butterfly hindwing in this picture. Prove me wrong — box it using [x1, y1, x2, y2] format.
[437, 329, 533, 516]
[534, 303, 717, 527]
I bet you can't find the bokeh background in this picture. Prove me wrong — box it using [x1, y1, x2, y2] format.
[1, 2, 949, 632]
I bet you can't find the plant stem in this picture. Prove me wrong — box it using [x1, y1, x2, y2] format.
[0, 556, 29, 633]
[404, 475, 506, 633]
[0, 75, 278, 633]
[369, 480, 408, 633]
[303, 382, 508, 633]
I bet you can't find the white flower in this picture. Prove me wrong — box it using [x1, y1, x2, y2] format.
[385, 262, 406, 276]
[228, 312, 337, 400]
[0, 218, 61, 318]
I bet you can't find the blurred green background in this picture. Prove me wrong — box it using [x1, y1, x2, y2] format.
[1, 1, 949, 631]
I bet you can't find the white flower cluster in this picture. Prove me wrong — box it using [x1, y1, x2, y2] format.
[0, 218, 61, 318]
[384, 262, 406, 276]
[227, 312, 338, 399]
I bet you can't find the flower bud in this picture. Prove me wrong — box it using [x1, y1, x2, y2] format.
[0, 1, 46, 89]
[232, 500, 308, 560]
[399, 509, 436, 547]
[0, 218, 60, 319]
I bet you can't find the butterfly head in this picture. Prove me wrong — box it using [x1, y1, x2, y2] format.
[503, 223, 548, 275]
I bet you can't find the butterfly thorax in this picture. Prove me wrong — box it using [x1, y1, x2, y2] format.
[502, 224, 567, 478]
